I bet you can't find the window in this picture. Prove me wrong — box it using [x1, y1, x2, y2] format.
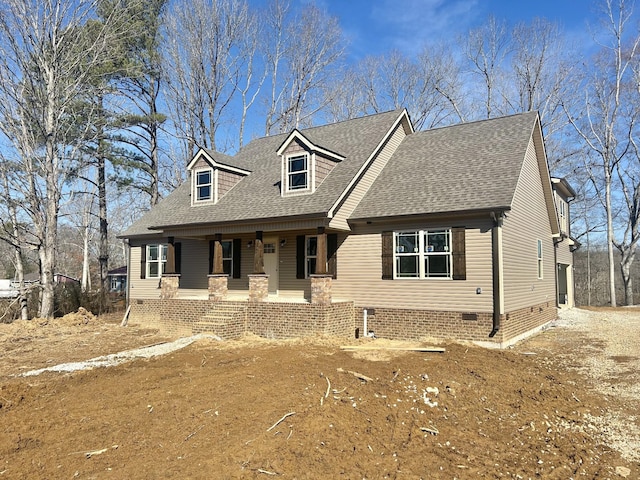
[305, 236, 317, 277]
[196, 169, 213, 201]
[287, 154, 309, 191]
[537, 239, 543, 279]
[394, 229, 452, 279]
[147, 244, 167, 278]
[222, 240, 233, 275]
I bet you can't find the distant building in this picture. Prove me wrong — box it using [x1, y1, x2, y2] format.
[108, 266, 127, 293]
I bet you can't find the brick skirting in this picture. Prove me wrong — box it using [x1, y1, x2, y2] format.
[129, 299, 354, 339]
[128, 298, 556, 347]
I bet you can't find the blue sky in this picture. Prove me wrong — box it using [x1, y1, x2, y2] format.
[307, 0, 599, 60]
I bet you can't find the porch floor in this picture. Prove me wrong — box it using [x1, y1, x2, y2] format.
[173, 289, 348, 304]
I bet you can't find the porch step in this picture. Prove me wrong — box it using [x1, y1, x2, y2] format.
[192, 302, 247, 338]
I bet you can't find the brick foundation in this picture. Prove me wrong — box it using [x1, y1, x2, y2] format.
[208, 274, 228, 301]
[129, 298, 354, 340]
[128, 298, 556, 347]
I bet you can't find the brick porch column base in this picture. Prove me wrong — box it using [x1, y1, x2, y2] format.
[208, 274, 229, 301]
[310, 274, 332, 305]
[160, 274, 180, 299]
[248, 274, 269, 302]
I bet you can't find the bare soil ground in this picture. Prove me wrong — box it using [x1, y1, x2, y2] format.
[0, 307, 638, 479]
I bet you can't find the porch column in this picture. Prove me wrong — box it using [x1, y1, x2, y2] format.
[253, 231, 265, 274]
[165, 237, 176, 274]
[161, 237, 180, 299]
[311, 227, 332, 304]
[208, 233, 228, 301]
[316, 227, 327, 275]
[213, 234, 224, 274]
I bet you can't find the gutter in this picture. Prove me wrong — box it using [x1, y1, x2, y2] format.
[489, 211, 504, 338]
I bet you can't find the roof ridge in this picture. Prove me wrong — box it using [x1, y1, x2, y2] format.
[417, 110, 538, 134]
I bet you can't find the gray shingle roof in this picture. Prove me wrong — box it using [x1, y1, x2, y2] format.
[122, 109, 405, 237]
[350, 111, 539, 220]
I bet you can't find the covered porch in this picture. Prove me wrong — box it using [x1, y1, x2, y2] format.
[157, 227, 338, 305]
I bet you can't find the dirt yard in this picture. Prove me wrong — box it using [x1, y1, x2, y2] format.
[0, 307, 638, 479]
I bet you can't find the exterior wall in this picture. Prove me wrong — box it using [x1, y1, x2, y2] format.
[555, 239, 574, 265]
[129, 298, 354, 339]
[315, 154, 336, 185]
[218, 170, 243, 198]
[332, 218, 494, 312]
[330, 119, 409, 230]
[179, 238, 209, 290]
[498, 301, 557, 345]
[501, 137, 556, 312]
[129, 239, 164, 299]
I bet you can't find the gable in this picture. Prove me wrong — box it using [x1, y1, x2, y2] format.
[350, 111, 539, 221]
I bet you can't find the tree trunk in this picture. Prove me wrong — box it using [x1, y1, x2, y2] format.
[620, 249, 635, 306]
[605, 172, 617, 307]
[81, 211, 91, 293]
[98, 140, 109, 306]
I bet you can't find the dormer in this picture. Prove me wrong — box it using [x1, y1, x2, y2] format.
[276, 129, 345, 196]
[187, 149, 250, 206]
[551, 177, 576, 237]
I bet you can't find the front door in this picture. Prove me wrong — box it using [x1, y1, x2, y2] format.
[263, 237, 279, 293]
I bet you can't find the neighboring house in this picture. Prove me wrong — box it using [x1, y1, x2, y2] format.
[108, 266, 128, 293]
[19, 272, 80, 285]
[121, 109, 576, 347]
[0, 279, 18, 299]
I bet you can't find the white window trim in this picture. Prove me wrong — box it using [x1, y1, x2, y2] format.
[393, 229, 452, 280]
[146, 244, 167, 278]
[222, 240, 233, 276]
[193, 168, 215, 204]
[537, 239, 543, 279]
[305, 235, 317, 278]
[282, 152, 315, 195]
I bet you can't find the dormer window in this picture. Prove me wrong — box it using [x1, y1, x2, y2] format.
[187, 149, 250, 206]
[277, 129, 345, 197]
[196, 169, 213, 201]
[287, 154, 309, 191]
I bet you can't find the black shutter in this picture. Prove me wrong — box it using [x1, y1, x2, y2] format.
[140, 244, 147, 279]
[296, 235, 305, 279]
[208, 240, 214, 275]
[233, 238, 242, 278]
[381, 231, 393, 280]
[175, 242, 182, 274]
[328, 233, 338, 279]
[452, 227, 466, 280]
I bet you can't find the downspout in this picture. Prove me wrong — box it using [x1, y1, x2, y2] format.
[489, 212, 504, 338]
[553, 235, 563, 307]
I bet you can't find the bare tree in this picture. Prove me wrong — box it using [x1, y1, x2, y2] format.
[163, 0, 250, 153]
[463, 15, 511, 119]
[0, 0, 128, 318]
[564, 0, 640, 306]
[263, 1, 344, 134]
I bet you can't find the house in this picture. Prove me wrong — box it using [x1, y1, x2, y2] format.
[121, 109, 576, 347]
[108, 266, 128, 293]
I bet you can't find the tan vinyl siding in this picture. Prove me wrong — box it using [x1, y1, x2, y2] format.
[218, 170, 243, 198]
[330, 121, 408, 230]
[554, 191, 569, 235]
[129, 243, 162, 299]
[332, 219, 494, 311]
[178, 239, 209, 289]
[502, 137, 556, 311]
[555, 242, 574, 265]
